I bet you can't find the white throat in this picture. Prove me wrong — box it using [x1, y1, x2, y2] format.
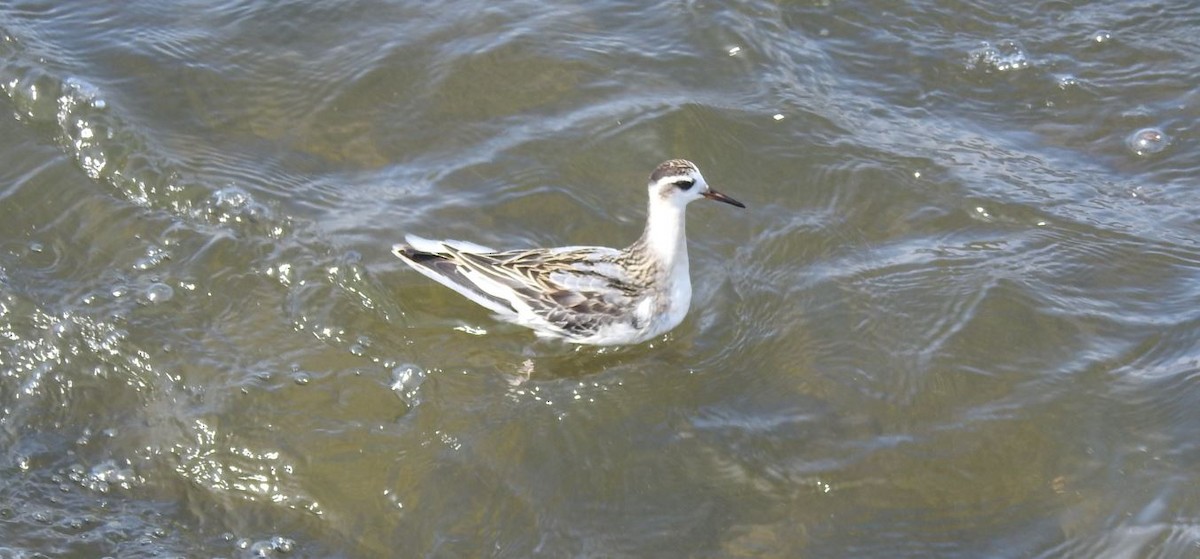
[641, 195, 690, 273]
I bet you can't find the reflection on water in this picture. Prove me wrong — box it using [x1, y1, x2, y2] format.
[2, 0, 1200, 556]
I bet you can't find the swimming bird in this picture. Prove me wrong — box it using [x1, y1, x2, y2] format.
[392, 159, 744, 345]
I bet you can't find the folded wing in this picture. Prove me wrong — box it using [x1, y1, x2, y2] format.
[393, 236, 647, 340]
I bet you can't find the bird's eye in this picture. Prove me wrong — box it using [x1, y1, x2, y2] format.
[673, 179, 695, 190]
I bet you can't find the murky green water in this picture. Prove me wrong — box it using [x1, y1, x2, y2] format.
[1, 1, 1198, 557]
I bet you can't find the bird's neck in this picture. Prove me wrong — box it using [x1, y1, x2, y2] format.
[634, 198, 689, 274]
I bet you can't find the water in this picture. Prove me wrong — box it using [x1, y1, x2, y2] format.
[1, 0, 1198, 557]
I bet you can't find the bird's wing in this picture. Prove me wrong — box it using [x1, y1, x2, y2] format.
[462, 247, 649, 332]
[400, 241, 649, 337]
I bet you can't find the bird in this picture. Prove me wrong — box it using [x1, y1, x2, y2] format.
[392, 159, 745, 346]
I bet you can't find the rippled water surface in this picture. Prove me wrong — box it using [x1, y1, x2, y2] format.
[2, 1, 1199, 557]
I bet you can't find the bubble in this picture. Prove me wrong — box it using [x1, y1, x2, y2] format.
[78, 147, 107, 180]
[971, 206, 994, 221]
[269, 536, 294, 553]
[1091, 30, 1112, 44]
[144, 282, 174, 304]
[1127, 128, 1169, 156]
[79, 459, 141, 493]
[248, 535, 296, 557]
[65, 77, 102, 105]
[134, 245, 170, 270]
[967, 40, 1031, 73]
[209, 186, 271, 224]
[212, 186, 251, 210]
[385, 489, 405, 510]
[391, 365, 427, 407]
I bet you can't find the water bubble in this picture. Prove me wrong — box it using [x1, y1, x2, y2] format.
[268, 263, 294, 286]
[967, 40, 1031, 73]
[385, 489, 405, 510]
[79, 147, 107, 180]
[292, 372, 311, 385]
[65, 77, 102, 105]
[144, 282, 174, 304]
[212, 186, 251, 210]
[28, 242, 44, 253]
[972, 206, 994, 221]
[269, 536, 294, 553]
[134, 245, 170, 270]
[209, 186, 268, 224]
[1127, 128, 1169, 156]
[248, 535, 296, 557]
[1091, 30, 1112, 44]
[83, 459, 140, 492]
[391, 365, 427, 407]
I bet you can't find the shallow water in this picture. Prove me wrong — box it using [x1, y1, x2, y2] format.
[1, 0, 1199, 557]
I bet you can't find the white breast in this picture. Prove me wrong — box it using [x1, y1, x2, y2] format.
[658, 274, 692, 334]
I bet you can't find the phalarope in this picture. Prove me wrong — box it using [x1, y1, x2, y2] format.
[392, 159, 744, 345]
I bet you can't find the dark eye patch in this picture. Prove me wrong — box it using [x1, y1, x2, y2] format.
[673, 179, 695, 190]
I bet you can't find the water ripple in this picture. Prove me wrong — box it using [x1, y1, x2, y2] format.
[2, 0, 1200, 556]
